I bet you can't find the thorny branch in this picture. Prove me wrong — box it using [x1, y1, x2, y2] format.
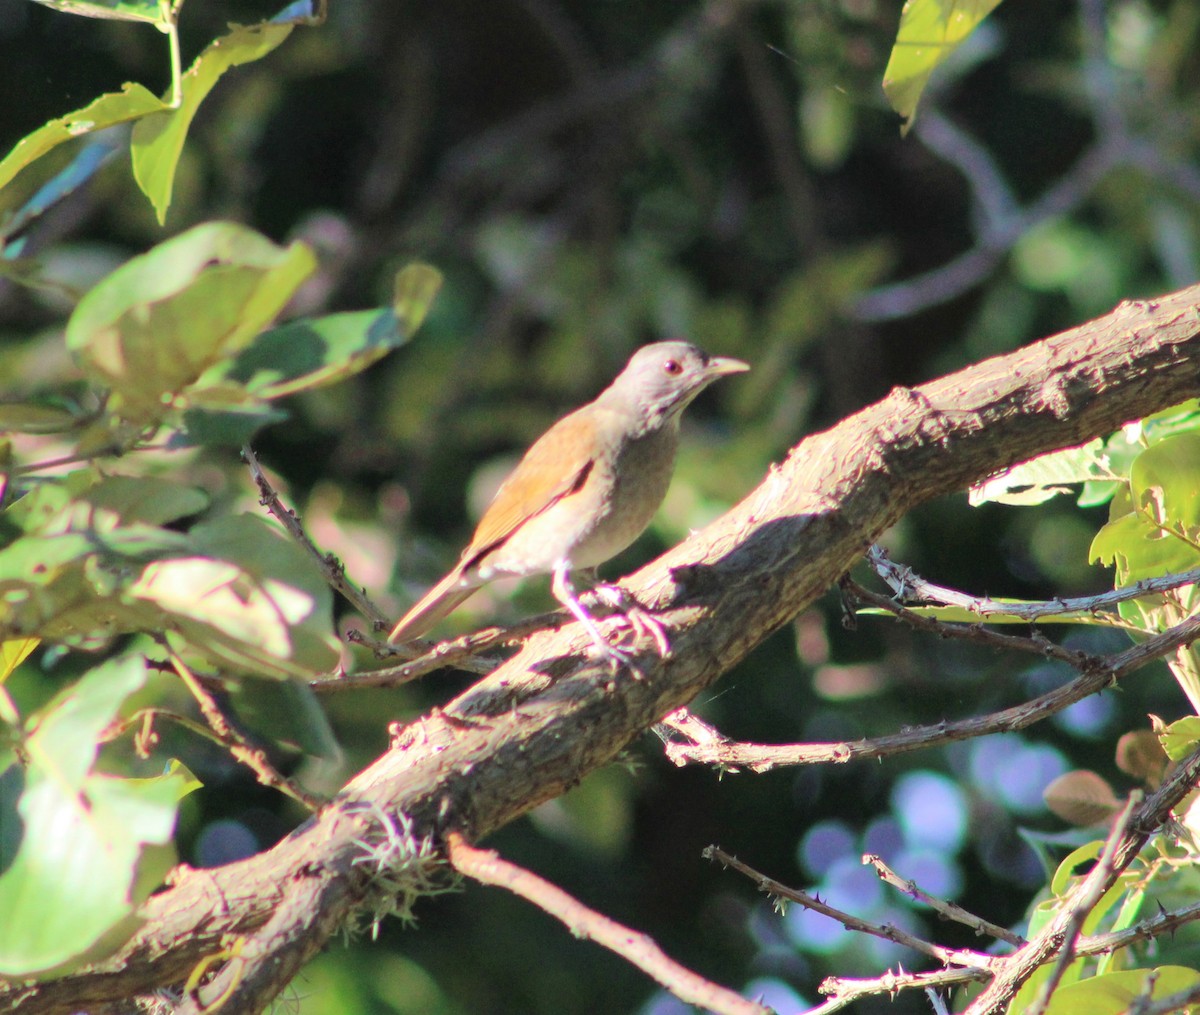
[448, 834, 769, 1015]
[708, 759, 1200, 1015]
[865, 544, 1200, 623]
[862, 854, 1025, 948]
[243, 444, 393, 634]
[665, 612, 1200, 771]
[1023, 795, 1142, 1015]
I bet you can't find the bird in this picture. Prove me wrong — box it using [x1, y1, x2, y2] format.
[388, 340, 748, 662]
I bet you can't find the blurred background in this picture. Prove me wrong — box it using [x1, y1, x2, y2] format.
[2, 0, 1200, 1011]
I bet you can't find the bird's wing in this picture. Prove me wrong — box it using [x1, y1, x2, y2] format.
[390, 409, 601, 644]
[462, 408, 598, 566]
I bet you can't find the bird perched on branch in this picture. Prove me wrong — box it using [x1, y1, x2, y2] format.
[388, 341, 748, 663]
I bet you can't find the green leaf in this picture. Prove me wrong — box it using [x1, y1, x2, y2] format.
[176, 401, 290, 448]
[1040, 967, 1200, 1015]
[28, 0, 173, 23]
[0, 402, 84, 435]
[0, 476, 336, 674]
[0, 83, 165, 194]
[65, 473, 209, 527]
[208, 262, 443, 399]
[1157, 715, 1200, 762]
[970, 439, 1115, 506]
[1090, 511, 1200, 584]
[1135, 399, 1200, 445]
[66, 222, 316, 427]
[1050, 840, 1103, 897]
[130, 514, 339, 678]
[131, 22, 293, 224]
[0, 657, 200, 978]
[0, 638, 39, 683]
[858, 603, 1112, 625]
[883, 0, 1004, 132]
[1090, 436, 1200, 583]
[1129, 434, 1200, 534]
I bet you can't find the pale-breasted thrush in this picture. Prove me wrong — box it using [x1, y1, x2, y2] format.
[388, 341, 748, 660]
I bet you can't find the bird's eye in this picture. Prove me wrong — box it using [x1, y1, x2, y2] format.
[663, 359, 682, 375]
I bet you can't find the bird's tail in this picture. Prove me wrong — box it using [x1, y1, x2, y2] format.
[388, 569, 479, 643]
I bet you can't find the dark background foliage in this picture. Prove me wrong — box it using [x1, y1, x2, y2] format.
[3, 0, 1199, 1011]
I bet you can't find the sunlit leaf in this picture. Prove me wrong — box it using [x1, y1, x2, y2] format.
[1091, 436, 1200, 583]
[131, 22, 293, 224]
[0, 84, 164, 194]
[1039, 967, 1200, 1015]
[206, 262, 443, 399]
[858, 603, 1113, 624]
[0, 657, 199, 978]
[883, 0, 1004, 132]
[970, 439, 1114, 506]
[130, 514, 338, 678]
[66, 221, 316, 427]
[28, 0, 172, 23]
[0, 638, 39, 682]
[1129, 434, 1200, 534]
[1157, 715, 1200, 762]
[1090, 511, 1200, 584]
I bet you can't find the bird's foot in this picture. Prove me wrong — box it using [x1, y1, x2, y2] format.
[554, 567, 667, 673]
[561, 593, 637, 671]
[589, 584, 671, 659]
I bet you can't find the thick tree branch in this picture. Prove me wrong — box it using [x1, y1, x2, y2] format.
[8, 285, 1200, 1014]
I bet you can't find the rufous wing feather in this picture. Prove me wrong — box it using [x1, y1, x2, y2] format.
[389, 410, 599, 643]
[460, 409, 599, 566]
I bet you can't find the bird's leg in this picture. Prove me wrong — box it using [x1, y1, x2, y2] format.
[551, 564, 635, 667]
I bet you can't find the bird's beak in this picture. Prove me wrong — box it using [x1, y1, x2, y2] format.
[706, 355, 750, 376]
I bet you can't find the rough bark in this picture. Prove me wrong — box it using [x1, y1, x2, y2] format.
[6, 285, 1200, 1013]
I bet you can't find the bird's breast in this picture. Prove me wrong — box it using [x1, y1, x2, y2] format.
[564, 423, 678, 569]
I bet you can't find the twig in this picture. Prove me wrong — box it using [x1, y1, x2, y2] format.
[169, 651, 324, 810]
[865, 545, 1200, 621]
[243, 444, 391, 630]
[798, 898, 1200, 1013]
[654, 706, 733, 758]
[1126, 976, 1200, 1015]
[713, 839, 1200, 1012]
[318, 613, 570, 690]
[852, 139, 1119, 321]
[812, 967, 989, 1014]
[1075, 899, 1200, 957]
[1024, 795, 1143, 1015]
[702, 846, 996, 972]
[863, 854, 1025, 947]
[841, 577, 1119, 663]
[447, 833, 770, 1015]
[667, 612, 1200, 771]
